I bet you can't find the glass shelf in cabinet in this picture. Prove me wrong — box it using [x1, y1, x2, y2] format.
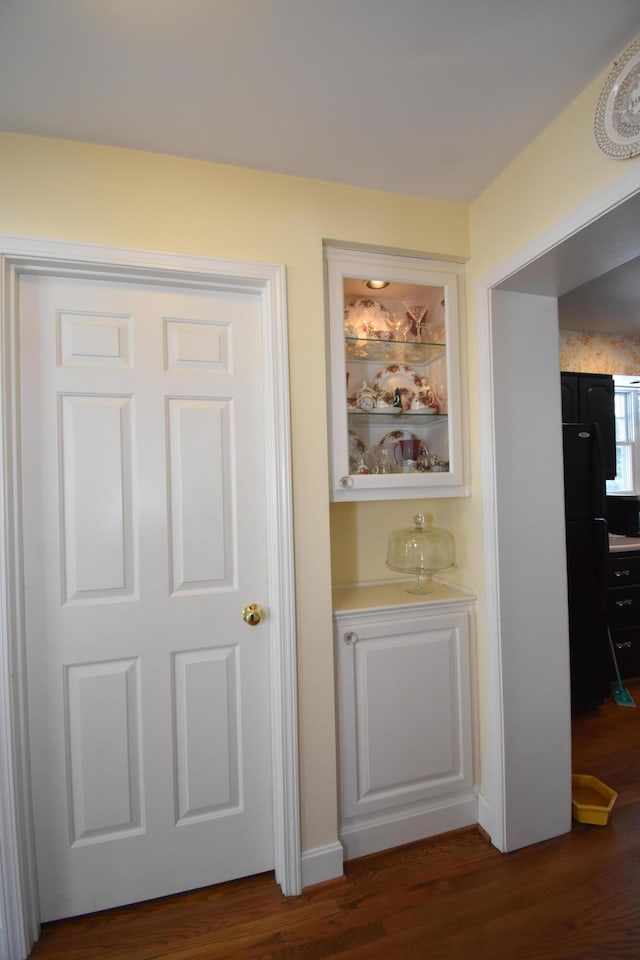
[347, 410, 448, 426]
[344, 336, 446, 364]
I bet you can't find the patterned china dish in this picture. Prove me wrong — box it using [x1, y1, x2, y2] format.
[371, 364, 426, 410]
[380, 428, 427, 447]
[344, 298, 393, 337]
[348, 429, 369, 473]
[372, 363, 423, 396]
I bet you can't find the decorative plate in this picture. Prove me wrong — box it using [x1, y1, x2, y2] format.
[372, 364, 423, 396]
[348, 429, 367, 471]
[594, 37, 640, 159]
[380, 429, 425, 446]
[344, 298, 393, 336]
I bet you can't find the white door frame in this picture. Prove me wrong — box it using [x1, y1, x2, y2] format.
[476, 164, 640, 851]
[0, 236, 301, 960]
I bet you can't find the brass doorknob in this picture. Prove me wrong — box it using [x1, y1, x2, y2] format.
[242, 603, 263, 626]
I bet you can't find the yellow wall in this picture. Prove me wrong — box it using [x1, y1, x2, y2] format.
[0, 132, 470, 854]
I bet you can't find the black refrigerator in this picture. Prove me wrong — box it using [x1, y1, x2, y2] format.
[562, 422, 611, 710]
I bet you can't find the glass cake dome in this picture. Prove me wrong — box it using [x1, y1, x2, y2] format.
[386, 514, 455, 594]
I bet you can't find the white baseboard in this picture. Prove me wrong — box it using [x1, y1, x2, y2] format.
[477, 792, 501, 850]
[301, 841, 344, 889]
[339, 793, 478, 862]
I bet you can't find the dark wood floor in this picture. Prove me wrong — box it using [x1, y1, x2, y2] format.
[29, 681, 640, 960]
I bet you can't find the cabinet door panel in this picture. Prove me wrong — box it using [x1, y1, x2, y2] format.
[336, 613, 472, 820]
[325, 246, 467, 500]
[560, 372, 615, 480]
[578, 375, 615, 480]
[560, 374, 579, 423]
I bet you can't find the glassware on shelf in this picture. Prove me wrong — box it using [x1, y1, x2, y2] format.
[385, 312, 411, 342]
[386, 514, 455, 594]
[368, 443, 399, 475]
[429, 299, 446, 342]
[402, 296, 429, 341]
[434, 381, 448, 414]
[344, 335, 446, 365]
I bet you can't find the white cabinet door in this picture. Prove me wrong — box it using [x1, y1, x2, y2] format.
[335, 604, 475, 858]
[20, 273, 275, 921]
[325, 246, 468, 501]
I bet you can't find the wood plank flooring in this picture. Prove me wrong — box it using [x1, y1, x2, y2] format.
[28, 680, 640, 960]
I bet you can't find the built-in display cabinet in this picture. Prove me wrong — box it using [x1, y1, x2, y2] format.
[325, 246, 467, 501]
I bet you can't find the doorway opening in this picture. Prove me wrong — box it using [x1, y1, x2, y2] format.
[478, 173, 640, 853]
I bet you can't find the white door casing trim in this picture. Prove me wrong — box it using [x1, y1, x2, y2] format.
[476, 164, 640, 851]
[0, 236, 301, 960]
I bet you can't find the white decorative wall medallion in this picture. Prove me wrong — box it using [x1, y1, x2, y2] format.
[594, 36, 640, 159]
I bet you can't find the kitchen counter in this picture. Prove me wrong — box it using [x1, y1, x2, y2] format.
[609, 533, 640, 553]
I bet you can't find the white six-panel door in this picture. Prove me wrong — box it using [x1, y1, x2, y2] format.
[19, 273, 274, 921]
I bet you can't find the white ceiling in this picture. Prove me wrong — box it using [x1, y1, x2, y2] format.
[558, 257, 640, 334]
[0, 0, 638, 205]
[1, 1, 639, 329]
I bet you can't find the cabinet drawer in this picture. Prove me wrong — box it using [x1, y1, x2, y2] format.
[609, 553, 640, 586]
[608, 585, 640, 627]
[609, 627, 640, 681]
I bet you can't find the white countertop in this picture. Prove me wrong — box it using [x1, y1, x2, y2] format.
[332, 578, 474, 614]
[609, 534, 640, 553]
